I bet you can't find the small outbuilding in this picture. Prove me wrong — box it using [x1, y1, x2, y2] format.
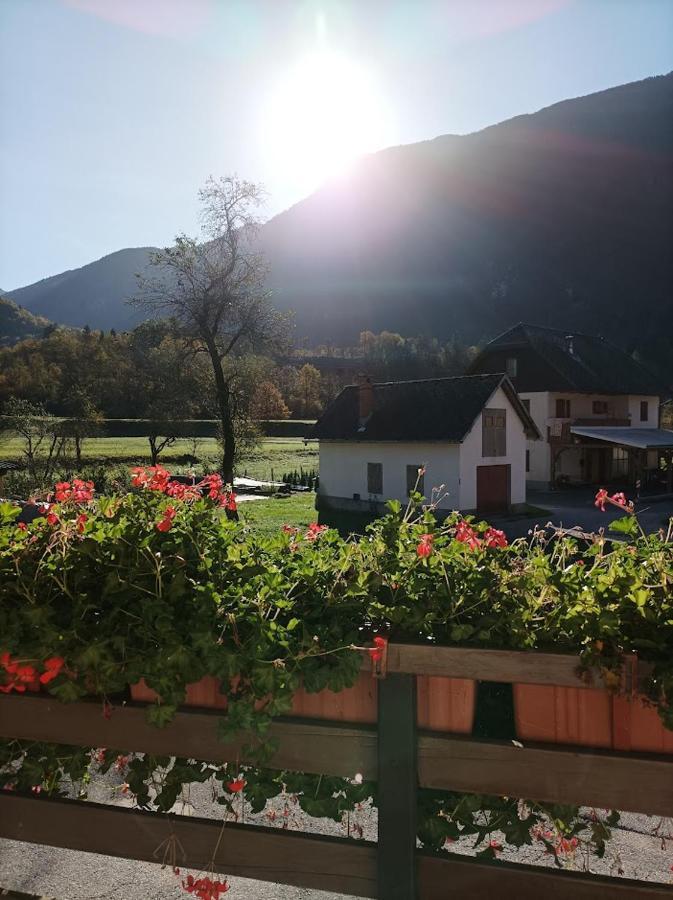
[310, 373, 539, 517]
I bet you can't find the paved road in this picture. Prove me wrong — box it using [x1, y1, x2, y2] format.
[495, 488, 673, 540]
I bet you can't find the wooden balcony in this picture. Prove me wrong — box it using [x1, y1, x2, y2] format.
[548, 418, 630, 445]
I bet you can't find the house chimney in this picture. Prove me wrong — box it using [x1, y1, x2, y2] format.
[357, 373, 374, 423]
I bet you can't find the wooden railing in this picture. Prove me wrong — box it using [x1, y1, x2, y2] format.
[1, 645, 672, 899]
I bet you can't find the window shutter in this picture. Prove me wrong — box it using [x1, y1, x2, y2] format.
[367, 463, 383, 494]
[483, 409, 506, 457]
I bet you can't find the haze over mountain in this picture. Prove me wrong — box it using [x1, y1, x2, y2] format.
[5, 73, 673, 370]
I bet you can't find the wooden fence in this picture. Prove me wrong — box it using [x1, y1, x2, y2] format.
[1, 645, 672, 899]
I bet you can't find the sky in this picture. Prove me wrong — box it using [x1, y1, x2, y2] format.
[1, 0, 672, 290]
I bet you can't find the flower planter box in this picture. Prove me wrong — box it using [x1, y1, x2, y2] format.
[290, 671, 377, 723]
[292, 672, 476, 734]
[513, 684, 612, 748]
[416, 676, 476, 734]
[612, 695, 673, 754]
[514, 685, 673, 754]
[130, 676, 228, 709]
[133, 672, 476, 734]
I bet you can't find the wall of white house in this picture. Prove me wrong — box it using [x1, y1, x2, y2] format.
[519, 391, 550, 487]
[627, 396, 659, 428]
[317, 441, 462, 509]
[517, 392, 661, 486]
[458, 384, 528, 508]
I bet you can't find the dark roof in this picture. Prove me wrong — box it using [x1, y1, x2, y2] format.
[310, 374, 539, 442]
[472, 323, 663, 395]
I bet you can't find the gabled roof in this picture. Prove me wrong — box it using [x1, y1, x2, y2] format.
[471, 323, 663, 395]
[310, 373, 539, 442]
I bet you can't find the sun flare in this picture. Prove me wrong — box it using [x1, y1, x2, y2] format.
[263, 51, 393, 195]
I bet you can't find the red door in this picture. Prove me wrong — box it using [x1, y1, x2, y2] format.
[476, 465, 510, 513]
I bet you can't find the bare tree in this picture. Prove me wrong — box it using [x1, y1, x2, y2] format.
[131, 176, 288, 481]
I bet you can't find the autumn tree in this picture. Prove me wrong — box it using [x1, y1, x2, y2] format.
[132, 177, 288, 481]
[250, 380, 290, 421]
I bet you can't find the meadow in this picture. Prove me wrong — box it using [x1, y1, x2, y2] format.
[0, 436, 319, 484]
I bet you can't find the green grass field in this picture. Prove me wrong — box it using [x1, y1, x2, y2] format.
[239, 492, 317, 534]
[0, 436, 318, 483]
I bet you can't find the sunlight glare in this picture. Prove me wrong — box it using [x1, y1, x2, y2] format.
[263, 52, 393, 196]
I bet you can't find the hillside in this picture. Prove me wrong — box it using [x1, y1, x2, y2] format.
[7, 73, 673, 371]
[7, 247, 155, 332]
[0, 294, 52, 345]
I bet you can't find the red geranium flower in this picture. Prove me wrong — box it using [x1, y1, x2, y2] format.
[416, 533, 434, 558]
[46, 510, 59, 526]
[368, 636, 387, 662]
[16, 522, 26, 532]
[226, 777, 246, 793]
[484, 527, 507, 548]
[156, 506, 177, 532]
[39, 657, 65, 684]
[594, 488, 608, 511]
[455, 520, 481, 550]
[305, 522, 327, 541]
[76, 513, 88, 533]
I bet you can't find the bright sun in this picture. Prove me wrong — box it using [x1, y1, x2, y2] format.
[264, 52, 393, 195]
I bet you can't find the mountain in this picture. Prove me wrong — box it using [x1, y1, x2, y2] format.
[0, 294, 53, 345]
[6, 247, 156, 332]
[6, 73, 673, 370]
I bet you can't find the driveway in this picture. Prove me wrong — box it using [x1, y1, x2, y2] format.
[494, 488, 673, 540]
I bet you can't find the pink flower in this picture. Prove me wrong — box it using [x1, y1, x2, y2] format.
[484, 527, 508, 548]
[282, 524, 298, 535]
[16, 522, 26, 532]
[594, 488, 608, 511]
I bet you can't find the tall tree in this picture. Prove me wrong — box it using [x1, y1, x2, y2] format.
[132, 177, 288, 481]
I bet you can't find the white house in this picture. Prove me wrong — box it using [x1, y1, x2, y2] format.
[310, 373, 539, 516]
[469, 324, 673, 491]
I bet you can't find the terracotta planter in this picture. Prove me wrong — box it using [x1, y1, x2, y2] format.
[290, 671, 377, 723]
[131, 671, 476, 734]
[612, 695, 673, 754]
[130, 676, 228, 709]
[291, 671, 476, 734]
[514, 685, 673, 753]
[416, 676, 476, 734]
[513, 684, 612, 748]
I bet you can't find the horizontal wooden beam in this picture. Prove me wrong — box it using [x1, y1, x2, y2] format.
[0, 695, 377, 781]
[418, 851, 672, 899]
[418, 733, 673, 816]
[0, 793, 377, 898]
[387, 644, 588, 687]
[1, 794, 669, 900]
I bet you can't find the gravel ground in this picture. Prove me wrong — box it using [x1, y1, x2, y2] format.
[1, 762, 672, 899]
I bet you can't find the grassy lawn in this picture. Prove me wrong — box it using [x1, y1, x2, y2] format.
[239, 491, 317, 534]
[0, 436, 318, 483]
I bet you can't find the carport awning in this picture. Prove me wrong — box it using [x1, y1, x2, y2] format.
[569, 426, 673, 450]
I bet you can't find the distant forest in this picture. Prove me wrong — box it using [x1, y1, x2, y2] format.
[0, 323, 478, 423]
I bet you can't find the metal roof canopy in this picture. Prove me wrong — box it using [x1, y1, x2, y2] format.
[570, 426, 673, 450]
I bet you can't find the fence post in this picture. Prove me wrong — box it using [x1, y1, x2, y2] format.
[377, 673, 418, 900]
